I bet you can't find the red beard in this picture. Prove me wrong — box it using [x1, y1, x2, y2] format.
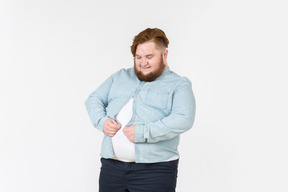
[134, 56, 166, 82]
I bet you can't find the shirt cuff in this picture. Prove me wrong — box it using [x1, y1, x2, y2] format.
[134, 124, 146, 143]
[97, 116, 109, 132]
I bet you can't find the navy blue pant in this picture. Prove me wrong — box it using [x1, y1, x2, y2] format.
[99, 158, 178, 192]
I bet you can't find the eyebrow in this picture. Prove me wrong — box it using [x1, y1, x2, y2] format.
[135, 54, 154, 57]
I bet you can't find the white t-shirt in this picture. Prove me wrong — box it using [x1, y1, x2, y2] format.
[112, 98, 135, 162]
[111, 97, 179, 162]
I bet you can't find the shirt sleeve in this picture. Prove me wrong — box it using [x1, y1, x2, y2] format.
[134, 80, 196, 143]
[84, 73, 116, 132]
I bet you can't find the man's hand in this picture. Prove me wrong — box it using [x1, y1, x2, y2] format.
[104, 119, 121, 137]
[123, 124, 135, 143]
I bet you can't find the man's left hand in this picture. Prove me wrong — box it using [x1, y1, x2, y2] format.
[123, 124, 135, 143]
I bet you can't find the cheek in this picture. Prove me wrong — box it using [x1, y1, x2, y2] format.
[136, 61, 142, 68]
[150, 61, 159, 69]
[134, 60, 140, 66]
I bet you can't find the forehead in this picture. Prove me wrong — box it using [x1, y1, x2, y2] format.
[136, 41, 160, 55]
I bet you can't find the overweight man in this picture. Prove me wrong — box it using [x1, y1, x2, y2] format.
[85, 28, 196, 192]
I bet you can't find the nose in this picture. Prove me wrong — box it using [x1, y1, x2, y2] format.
[140, 58, 149, 66]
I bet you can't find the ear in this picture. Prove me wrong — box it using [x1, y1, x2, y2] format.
[163, 49, 168, 60]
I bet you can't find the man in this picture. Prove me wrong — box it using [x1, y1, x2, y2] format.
[85, 28, 196, 192]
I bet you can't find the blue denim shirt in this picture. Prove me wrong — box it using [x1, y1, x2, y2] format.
[85, 67, 196, 163]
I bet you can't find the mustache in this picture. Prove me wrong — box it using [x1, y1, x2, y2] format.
[134, 58, 166, 82]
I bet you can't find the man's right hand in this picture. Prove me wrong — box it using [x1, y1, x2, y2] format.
[103, 118, 121, 137]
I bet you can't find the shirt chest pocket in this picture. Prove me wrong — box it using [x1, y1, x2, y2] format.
[145, 88, 171, 110]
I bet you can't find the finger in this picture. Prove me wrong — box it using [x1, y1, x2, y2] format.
[123, 129, 130, 137]
[104, 125, 115, 135]
[110, 119, 121, 127]
[110, 131, 116, 136]
[106, 130, 116, 137]
[106, 119, 118, 126]
[109, 125, 120, 131]
[110, 122, 121, 129]
[123, 127, 128, 133]
[110, 119, 118, 124]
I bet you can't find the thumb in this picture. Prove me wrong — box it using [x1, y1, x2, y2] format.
[110, 119, 117, 124]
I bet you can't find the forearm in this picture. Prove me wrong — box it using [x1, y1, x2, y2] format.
[134, 107, 195, 143]
[135, 82, 196, 143]
[85, 73, 115, 131]
[85, 92, 109, 132]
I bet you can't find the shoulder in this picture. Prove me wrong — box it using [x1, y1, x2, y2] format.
[166, 69, 192, 87]
[118, 68, 134, 75]
[110, 68, 136, 81]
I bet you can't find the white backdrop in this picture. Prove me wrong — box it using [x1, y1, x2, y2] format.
[1, 0, 287, 191]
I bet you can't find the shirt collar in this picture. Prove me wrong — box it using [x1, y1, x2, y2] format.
[157, 66, 171, 80]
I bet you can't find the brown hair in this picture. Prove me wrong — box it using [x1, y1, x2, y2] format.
[131, 28, 169, 57]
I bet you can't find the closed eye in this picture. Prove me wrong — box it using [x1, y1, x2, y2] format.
[146, 56, 153, 59]
[146, 54, 154, 59]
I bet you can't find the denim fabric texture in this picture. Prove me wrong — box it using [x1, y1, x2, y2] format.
[85, 67, 196, 163]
